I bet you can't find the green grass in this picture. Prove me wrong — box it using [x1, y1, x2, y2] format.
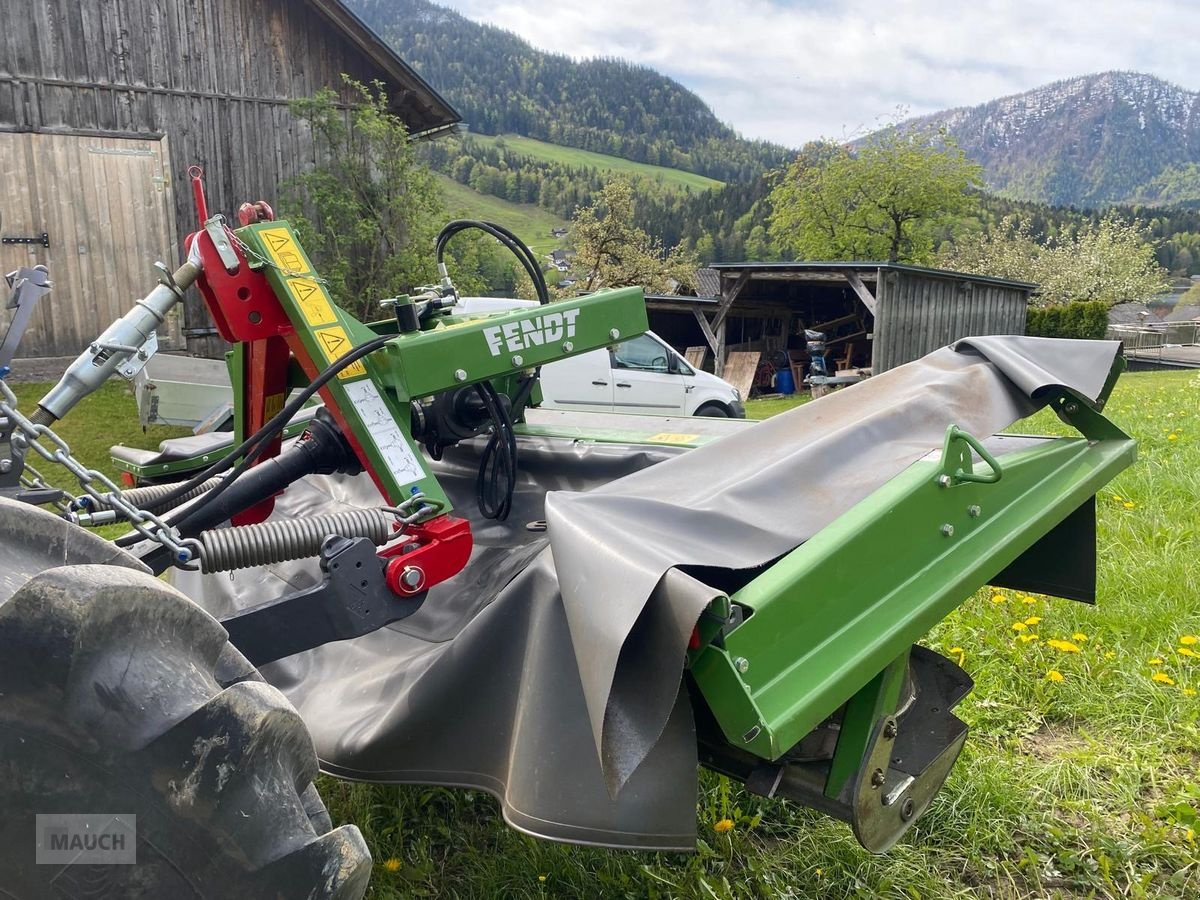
[470, 133, 725, 194]
[436, 174, 569, 258]
[11, 371, 1199, 897]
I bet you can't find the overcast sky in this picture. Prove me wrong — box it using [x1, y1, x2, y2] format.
[436, 0, 1197, 147]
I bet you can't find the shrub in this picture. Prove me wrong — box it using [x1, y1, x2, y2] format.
[1026, 301, 1109, 339]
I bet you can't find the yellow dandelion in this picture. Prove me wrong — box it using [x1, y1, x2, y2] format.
[990, 593, 1006, 604]
[1025, 616, 1042, 626]
[1011, 621, 1028, 632]
[1022, 595, 1037, 605]
[1046, 639, 1081, 653]
[1072, 632, 1088, 642]
[1019, 634, 1040, 644]
[949, 646, 965, 666]
[1111, 494, 1123, 501]
[383, 858, 402, 873]
[1187, 828, 1196, 843]
[1104, 651, 1116, 659]
[713, 818, 734, 834]
[1168, 434, 1179, 441]
[816, 867, 824, 877]
[1123, 501, 1136, 509]
[1152, 672, 1176, 686]
[1046, 669, 1065, 682]
[538, 874, 548, 883]
[1179, 647, 1197, 658]
[1149, 657, 1164, 666]
[1184, 688, 1197, 697]
[1179, 635, 1198, 646]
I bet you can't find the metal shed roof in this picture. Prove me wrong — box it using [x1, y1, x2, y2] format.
[707, 261, 1038, 292]
[307, 0, 460, 136]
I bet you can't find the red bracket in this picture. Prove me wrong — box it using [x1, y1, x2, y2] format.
[381, 515, 473, 596]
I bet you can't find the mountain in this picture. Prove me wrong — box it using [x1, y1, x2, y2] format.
[348, 0, 792, 184]
[906, 71, 1200, 207]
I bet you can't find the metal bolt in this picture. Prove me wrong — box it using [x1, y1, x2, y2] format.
[936, 474, 952, 488]
[870, 768, 886, 788]
[400, 566, 423, 589]
[883, 720, 897, 740]
[454, 368, 467, 382]
[900, 797, 915, 821]
[941, 523, 955, 537]
[608, 328, 620, 340]
[1063, 401, 1080, 415]
[0, 459, 10, 473]
[967, 504, 981, 518]
[561, 341, 574, 352]
[511, 355, 524, 367]
[733, 656, 750, 674]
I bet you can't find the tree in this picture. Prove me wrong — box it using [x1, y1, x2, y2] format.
[768, 128, 984, 264]
[286, 78, 445, 318]
[940, 213, 1170, 307]
[565, 179, 699, 294]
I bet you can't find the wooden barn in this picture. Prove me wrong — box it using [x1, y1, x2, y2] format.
[647, 262, 1035, 381]
[0, 0, 458, 358]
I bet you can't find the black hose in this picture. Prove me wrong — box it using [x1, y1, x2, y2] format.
[435, 220, 550, 304]
[115, 333, 392, 547]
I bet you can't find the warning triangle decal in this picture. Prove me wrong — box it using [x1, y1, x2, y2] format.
[265, 233, 290, 251]
[293, 280, 317, 302]
[319, 331, 346, 354]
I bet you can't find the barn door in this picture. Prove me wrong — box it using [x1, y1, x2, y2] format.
[0, 133, 182, 359]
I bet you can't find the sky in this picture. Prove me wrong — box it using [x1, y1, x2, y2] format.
[435, 0, 1198, 147]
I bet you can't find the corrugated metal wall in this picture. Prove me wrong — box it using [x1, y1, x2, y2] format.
[873, 269, 1029, 372]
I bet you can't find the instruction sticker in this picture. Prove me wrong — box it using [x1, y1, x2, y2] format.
[313, 325, 367, 380]
[286, 277, 337, 327]
[341, 379, 425, 488]
[258, 227, 311, 275]
[649, 432, 701, 444]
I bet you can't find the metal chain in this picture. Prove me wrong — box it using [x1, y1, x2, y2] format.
[0, 380, 201, 565]
[221, 220, 329, 284]
[19, 461, 72, 513]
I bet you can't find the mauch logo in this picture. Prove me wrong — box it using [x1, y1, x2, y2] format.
[36, 814, 137, 865]
[483, 309, 581, 357]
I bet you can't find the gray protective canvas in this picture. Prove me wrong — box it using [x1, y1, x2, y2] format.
[172, 336, 1123, 849]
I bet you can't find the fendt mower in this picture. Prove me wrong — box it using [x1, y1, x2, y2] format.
[0, 171, 1135, 898]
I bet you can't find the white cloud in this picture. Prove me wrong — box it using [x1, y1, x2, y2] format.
[436, 0, 1200, 146]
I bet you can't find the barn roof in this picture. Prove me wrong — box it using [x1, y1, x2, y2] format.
[708, 261, 1038, 292]
[307, 0, 459, 136]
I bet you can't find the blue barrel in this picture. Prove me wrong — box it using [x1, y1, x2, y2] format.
[775, 367, 796, 395]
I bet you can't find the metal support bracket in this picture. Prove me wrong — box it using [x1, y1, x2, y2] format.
[938, 425, 1003, 486]
[219, 535, 427, 666]
[2, 233, 49, 248]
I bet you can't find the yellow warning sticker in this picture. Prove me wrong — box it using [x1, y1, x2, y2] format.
[313, 326, 367, 380]
[648, 432, 701, 444]
[286, 277, 337, 327]
[263, 392, 285, 421]
[258, 227, 311, 275]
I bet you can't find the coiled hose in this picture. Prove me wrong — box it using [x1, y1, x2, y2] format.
[197, 508, 397, 573]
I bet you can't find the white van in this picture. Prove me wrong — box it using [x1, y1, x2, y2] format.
[456, 297, 745, 418]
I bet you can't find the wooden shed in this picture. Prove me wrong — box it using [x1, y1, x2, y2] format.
[0, 0, 458, 358]
[647, 262, 1036, 379]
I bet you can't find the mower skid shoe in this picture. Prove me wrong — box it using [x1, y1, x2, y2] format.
[851, 646, 972, 852]
[0, 498, 371, 899]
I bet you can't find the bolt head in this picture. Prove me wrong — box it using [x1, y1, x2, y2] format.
[883, 720, 898, 740]
[1064, 402, 1080, 415]
[608, 328, 620, 340]
[941, 523, 955, 537]
[454, 368, 467, 382]
[401, 566, 423, 588]
[733, 656, 750, 674]
[967, 504, 982, 518]
[511, 354, 524, 367]
[0, 459, 10, 473]
[936, 474, 952, 488]
[870, 768, 886, 788]
[900, 797, 916, 820]
[561, 341, 574, 353]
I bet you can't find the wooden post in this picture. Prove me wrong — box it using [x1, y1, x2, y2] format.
[716, 319, 727, 377]
[844, 270, 877, 317]
[692, 307, 719, 357]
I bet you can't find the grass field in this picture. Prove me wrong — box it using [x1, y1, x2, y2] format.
[9, 370, 1198, 898]
[469, 133, 725, 194]
[435, 174, 570, 258]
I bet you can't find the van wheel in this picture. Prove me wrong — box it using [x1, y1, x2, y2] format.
[694, 403, 730, 418]
[0, 564, 371, 899]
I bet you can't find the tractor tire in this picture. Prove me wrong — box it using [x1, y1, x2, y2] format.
[0, 562, 372, 899]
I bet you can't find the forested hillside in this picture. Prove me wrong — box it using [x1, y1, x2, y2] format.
[349, 0, 791, 184]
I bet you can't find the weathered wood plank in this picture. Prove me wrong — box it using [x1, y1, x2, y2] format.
[844, 270, 877, 316]
[722, 351, 761, 400]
